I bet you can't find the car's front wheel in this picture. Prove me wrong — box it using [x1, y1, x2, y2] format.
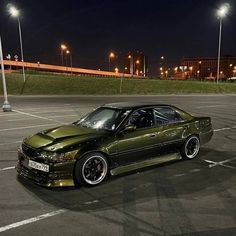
[181, 135, 200, 160]
[74, 152, 108, 186]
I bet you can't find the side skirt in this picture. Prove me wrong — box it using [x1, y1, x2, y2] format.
[110, 152, 182, 176]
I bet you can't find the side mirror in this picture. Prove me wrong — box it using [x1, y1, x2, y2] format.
[122, 124, 136, 133]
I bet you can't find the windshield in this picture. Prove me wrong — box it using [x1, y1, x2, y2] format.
[76, 107, 131, 131]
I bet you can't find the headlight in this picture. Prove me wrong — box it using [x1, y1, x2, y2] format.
[38, 151, 65, 162]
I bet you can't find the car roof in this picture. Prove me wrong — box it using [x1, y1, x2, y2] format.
[103, 102, 174, 110]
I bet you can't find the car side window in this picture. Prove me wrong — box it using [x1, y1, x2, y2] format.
[154, 107, 182, 125]
[127, 109, 154, 129]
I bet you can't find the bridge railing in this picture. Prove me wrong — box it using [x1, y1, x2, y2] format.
[3, 60, 142, 78]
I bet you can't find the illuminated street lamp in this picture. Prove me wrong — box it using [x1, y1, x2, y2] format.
[60, 44, 67, 66]
[216, 3, 230, 83]
[0, 36, 12, 112]
[9, 5, 26, 82]
[128, 54, 134, 76]
[115, 67, 119, 73]
[108, 52, 115, 71]
[6, 54, 12, 70]
[189, 66, 193, 76]
[165, 70, 168, 78]
[66, 50, 73, 74]
[197, 70, 200, 80]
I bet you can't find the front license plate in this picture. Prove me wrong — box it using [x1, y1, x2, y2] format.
[28, 160, 49, 172]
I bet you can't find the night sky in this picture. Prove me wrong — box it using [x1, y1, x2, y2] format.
[0, 0, 235, 75]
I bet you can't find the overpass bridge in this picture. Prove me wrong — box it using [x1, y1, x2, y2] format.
[3, 60, 142, 78]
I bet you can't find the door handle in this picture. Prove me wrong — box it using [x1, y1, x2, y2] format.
[149, 133, 156, 138]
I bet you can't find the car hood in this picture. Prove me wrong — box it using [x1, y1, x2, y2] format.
[24, 124, 108, 151]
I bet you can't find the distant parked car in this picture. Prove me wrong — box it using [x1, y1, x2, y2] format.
[228, 77, 236, 82]
[17, 103, 213, 187]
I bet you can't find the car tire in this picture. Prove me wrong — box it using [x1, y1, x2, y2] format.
[74, 152, 108, 187]
[181, 135, 200, 160]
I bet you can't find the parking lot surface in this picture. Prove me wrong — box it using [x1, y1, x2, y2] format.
[0, 95, 236, 236]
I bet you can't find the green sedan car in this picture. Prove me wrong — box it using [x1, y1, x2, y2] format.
[16, 103, 213, 187]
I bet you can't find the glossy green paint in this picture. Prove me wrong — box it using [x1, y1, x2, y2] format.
[17, 103, 213, 187]
[110, 152, 182, 175]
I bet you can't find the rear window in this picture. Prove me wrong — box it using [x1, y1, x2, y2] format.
[154, 107, 183, 125]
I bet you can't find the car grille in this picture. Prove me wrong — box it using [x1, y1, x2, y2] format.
[22, 143, 37, 158]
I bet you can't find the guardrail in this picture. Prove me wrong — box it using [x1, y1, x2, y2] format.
[3, 60, 142, 78]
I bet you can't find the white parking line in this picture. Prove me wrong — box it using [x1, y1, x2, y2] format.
[13, 110, 65, 124]
[12, 105, 71, 111]
[84, 200, 99, 205]
[47, 114, 78, 118]
[26, 109, 76, 114]
[0, 109, 76, 118]
[196, 105, 231, 109]
[213, 126, 235, 132]
[204, 158, 236, 169]
[0, 209, 66, 233]
[0, 124, 54, 132]
[7, 117, 39, 122]
[0, 166, 15, 172]
[7, 114, 77, 122]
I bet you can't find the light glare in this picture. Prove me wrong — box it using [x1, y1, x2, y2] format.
[61, 44, 67, 50]
[217, 3, 230, 18]
[9, 6, 19, 17]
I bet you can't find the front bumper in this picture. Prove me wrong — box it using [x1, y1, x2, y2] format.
[17, 150, 76, 187]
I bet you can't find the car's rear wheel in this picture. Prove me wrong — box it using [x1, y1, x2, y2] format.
[181, 135, 200, 160]
[74, 152, 108, 186]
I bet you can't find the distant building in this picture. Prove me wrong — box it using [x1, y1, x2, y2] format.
[123, 52, 148, 77]
[180, 55, 236, 80]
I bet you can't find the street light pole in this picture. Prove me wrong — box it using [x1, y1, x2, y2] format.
[61, 49, 64, 66]
[0, 36, 12, 112]
[108, 52, 115, 72]
[9, 6, 26, 83]
[17, 17, 26, 83]
[216, 18, 222, 84]
[60, 44, 67, 66]
[70, 53, 73, 74]
[128, 54, 134, 76]
[216, 3, 230, 84]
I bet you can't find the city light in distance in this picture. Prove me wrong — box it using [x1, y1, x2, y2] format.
[109, 52, 115, 59]
[61, 44, 67, 50]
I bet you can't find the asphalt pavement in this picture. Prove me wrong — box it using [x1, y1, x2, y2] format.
[0, 95, 236, 236]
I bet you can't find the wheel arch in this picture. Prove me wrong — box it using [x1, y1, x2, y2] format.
[73, 149, 112, 178]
